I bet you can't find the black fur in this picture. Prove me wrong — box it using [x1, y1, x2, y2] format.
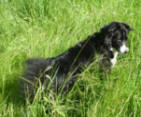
[21, 22, 132, 102]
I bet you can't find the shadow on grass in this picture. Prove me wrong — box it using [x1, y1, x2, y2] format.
[1, 74, 24, 106]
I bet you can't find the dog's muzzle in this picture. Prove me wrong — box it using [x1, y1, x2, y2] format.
[119, 43, 129, 54]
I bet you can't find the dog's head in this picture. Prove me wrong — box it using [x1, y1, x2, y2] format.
[101, 22, 132, 54]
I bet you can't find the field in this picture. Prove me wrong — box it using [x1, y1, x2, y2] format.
[0, 0, 141, 117]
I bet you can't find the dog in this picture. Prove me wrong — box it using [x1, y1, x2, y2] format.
[21, 22, 132, 102]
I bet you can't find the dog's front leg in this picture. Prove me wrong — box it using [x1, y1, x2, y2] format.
[110, 52, 118, 67]
[99, 49, 119, 79]
[105, 49, 118, 67]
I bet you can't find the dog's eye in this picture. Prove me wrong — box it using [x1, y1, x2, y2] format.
[122, 31, 128, 40]
[117, 40, 122, 44]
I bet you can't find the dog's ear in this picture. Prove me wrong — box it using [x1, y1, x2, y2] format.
[122, 23, 133, 31]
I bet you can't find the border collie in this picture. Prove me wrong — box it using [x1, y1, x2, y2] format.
[21, 22, 132, 102]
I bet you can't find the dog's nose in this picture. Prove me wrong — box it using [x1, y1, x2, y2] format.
[123, 48, 129, 54]
[124, 48, 129, 54]
[120, 44, 129, 54]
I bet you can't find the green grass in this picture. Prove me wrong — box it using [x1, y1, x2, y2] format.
[0, 0, 141, 116]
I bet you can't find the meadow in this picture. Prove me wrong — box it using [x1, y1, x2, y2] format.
[0, 0, 141, 116]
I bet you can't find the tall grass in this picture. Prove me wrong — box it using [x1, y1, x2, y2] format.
[0, 0, 141, 116]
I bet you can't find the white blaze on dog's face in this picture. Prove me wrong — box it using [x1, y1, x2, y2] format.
[119, 42, 129, 54]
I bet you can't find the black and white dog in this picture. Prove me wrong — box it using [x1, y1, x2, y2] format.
[21, 22, 132, 101]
